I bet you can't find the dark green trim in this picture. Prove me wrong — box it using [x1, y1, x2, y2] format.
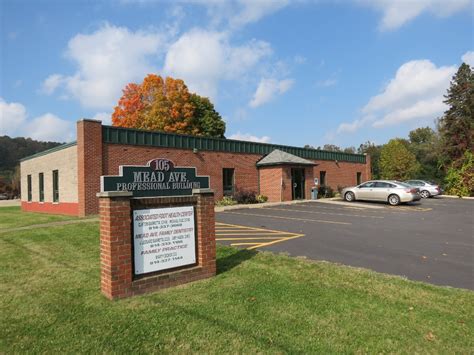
[102, 126, 366, 164]
[20, 141, 77, 162]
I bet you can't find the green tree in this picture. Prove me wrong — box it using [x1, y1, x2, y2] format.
[322, 144, 342, 152]
[358, 141, 382, 179]
[189, 94, 226, 138]
[379, 139, 420, 180]
[408, 127, 443, 181]
[444, 150, 474, 197]
[438, 63, 474, 168]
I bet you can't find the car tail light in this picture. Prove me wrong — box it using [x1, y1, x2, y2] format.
[405, 188, 417, 193]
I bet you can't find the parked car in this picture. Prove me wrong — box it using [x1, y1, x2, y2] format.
[342, 180, 421, 206]
[404, 180, 442, 198]
[0, 193, 8, 200]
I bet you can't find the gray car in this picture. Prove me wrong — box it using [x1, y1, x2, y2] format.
[404, 180, 442, 198]
[342, 180, 421, 206]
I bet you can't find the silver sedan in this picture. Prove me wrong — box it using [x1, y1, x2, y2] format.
[342, 180, 421, 206]
[405, 180, 443, 198]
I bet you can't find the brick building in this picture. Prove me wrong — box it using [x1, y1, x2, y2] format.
[21, 119, 371, 216]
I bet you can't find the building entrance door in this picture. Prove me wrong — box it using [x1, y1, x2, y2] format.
[291, 168, 305, 200]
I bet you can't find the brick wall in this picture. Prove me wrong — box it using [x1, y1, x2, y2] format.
[26, 121, 372, 216]
[20, 145, 78, 215]
[98, 191, 216, 300]
[314, 160, 368, 191]
[102, 145, 369, 206]
[78, 119, 103, 217]
[103, 144, 261, 201]
[259, 166, 283, 202]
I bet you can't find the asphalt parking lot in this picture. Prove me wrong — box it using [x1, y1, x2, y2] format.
[216, 197, 474, 290]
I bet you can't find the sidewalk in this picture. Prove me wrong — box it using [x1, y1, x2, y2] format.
[215, 198, 319, 212]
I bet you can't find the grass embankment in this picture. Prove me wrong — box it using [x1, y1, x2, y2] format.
[0, 208, 472, 353]
[0, 206, 80, 230]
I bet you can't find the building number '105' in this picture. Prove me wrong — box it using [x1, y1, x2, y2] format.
[148, 158, 175, 172]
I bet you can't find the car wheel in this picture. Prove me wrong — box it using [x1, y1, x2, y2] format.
[344, 192, 355, 202]
[388, 194, 400, 206]
[420, 190, 430, 198]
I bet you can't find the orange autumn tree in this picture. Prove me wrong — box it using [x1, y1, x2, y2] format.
[112, 74, 225, 137]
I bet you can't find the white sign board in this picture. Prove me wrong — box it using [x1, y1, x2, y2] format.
[133, 206, 196, 275]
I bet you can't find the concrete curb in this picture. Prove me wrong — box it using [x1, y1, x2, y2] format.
[438, 195, 474, 200]
[215, 199, 319, 212]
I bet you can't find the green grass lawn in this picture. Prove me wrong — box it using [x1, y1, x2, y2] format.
[0, 206, 80, 230]
[0, 209, 472, 353]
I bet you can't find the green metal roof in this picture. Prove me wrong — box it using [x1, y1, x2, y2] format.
[102, 126, 366, 164]
[20, 141, 77, 162]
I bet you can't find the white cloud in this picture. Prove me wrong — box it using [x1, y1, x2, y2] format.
[372, 96, 446, 127]
[359, 0, 471, 31]
[0, 97, 74, 142]
[316, 78, 338, 87]
[249, 78, 294, 107]
[293, 55, 307, 64]
[228, 132, 271, 143]
[181, 0, 290, 30]
[0, 98, 27, 136]
[337, 115, 374, 133]
[337, 58, 457, 132]
[462, 51, 474, 67]
[25, 113, 75, 142]
[228, 0, 290, 29]
[91, 112, 112, 125]
[42, 23, 168, 110]
[363, 60, 455, 113]
[41, 74, 65, 95]
[164, 28, 272, 99]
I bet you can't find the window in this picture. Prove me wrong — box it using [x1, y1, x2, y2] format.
[223, 168, 235, 196]
[356, 172, 362, 185]
[320, 171, 326, 186]
[27, 175, 32, 202]
[359, 182, 376, 188]
[375, 182, 395, 188]
[53, 170, 59, 202]
[39, 173, 44, 202]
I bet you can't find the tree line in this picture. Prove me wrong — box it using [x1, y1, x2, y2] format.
[0, 136, 62, 197]
[307, 63, 473, 196]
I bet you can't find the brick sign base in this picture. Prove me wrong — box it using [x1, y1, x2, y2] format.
[97, 189, 216, 300]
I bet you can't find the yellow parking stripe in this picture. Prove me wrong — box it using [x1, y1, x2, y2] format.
[217, 222, 299, 234]
[215, 222, 304, 250]
[217, 237, 284, 240]
[221, 211, 352, 225]
[248, 234, 305, 250]
[217, 232, 289, 236]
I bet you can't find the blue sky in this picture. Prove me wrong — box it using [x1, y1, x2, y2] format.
[1, 0, 473, 149]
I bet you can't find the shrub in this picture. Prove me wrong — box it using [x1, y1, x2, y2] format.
[234, 189, 258, 204]
[444, 151, 474, 197]
[256, 194, 268, 203]
[215, 196, 237, 206]
[318, 186, 335, 198]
